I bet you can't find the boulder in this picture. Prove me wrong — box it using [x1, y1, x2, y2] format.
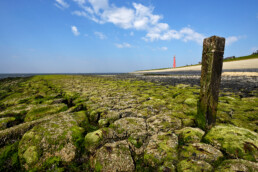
[204, 125, 258, 161]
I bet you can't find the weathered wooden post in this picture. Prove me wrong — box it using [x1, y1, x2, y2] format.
[197, 36, 225, 130]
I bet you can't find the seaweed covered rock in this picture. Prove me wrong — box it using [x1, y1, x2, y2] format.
[204, 125, 258, 161]
[0, 117, 16, 130]
[215, 159, 258, 172]
[179, 143, 223, 164]
[177, 159, 213, 172]
[85, 129, 103, 153]
[144, 132, 178, 167]
[18, 113, 84, 170]
[112, 117, 147, 138]
[176, 127, 205, 144]
[90, 140, 134, 172]
[147, 114, 182, 135]
[24, 103, 68, 122]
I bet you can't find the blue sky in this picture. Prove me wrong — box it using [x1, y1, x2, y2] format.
[0, 0, 257, 73]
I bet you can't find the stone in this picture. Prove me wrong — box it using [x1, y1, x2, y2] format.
[90, 140, 134, 172]
[204, 125, 258, 161]
[112, 117, 147, 138]
[177, 159, 213, 172]
[179, 143, 223, 164]
[197, 36, 225, 130]
[215, 159, 258, 172]
[18, 113, 84, 170]
[0, 117, 15, 130]
[176, 127, 205, 144]
[147, 114, 182, 135]
[85, 129, 103, 153]
[144, 132, 178, 167]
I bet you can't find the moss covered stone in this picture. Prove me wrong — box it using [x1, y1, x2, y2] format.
[18, 113, 84, 170]
[85, 129, 103, 153]
[0, 117, 16, 130]
[215, 159, 258, 172]
[90, 140, 134, 172]
[147, 114, 181, 135]
[177, 159, 213, 172]
[24, 103, 68, 122]
[204, 125, 258, 161]
[144, 132, 178, 167]
[179, 143, 223, 164]
[176, 127, 205, 144]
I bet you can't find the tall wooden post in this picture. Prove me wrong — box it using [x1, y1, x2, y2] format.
[197, 36, 225, 130]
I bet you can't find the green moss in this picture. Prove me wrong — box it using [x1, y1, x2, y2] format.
[177, 159, 213, 172]
[24, 104, 68, 122]
[23, 146, 38, 166]
[204, 125, 258, 161]
[128, 136, 143, 149]
[0, 142, 21, 171]
[94, 161, 103, 172]
[84, 129, 103, 153]
[176, 127, 205, 145]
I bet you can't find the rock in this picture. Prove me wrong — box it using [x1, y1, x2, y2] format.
[215, 159, 258, 172]
[112, 117, 147, 138]
[144, 132, 178, 167]
[90, 140, 134, 172]
[0, 117, 15, 130]
[179, 143, 223, 164]
[176, 127, 205, 144]
[85, 129, 103, 153]
[177, 159, 213, 172]
[184, 98, 197, 107]
[18, 113, 84, 170]
[204, 125, 258, 161]
[158, 161, 176, 172]
[147, 114, 182, 135]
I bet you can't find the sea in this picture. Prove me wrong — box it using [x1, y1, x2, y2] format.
[0, 73, 125, 80]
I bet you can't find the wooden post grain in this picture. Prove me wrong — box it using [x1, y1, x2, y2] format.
[197, 36, 225, 130]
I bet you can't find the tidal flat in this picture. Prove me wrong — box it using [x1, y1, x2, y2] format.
[0, 75, 257, 171]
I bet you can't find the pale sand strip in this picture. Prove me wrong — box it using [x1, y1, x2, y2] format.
[134, 58, 258, 73]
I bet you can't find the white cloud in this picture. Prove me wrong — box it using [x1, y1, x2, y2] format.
[226, 36, 239, 46]
[130, 31, 134, 36]
[94, 31, 106, 39]
[71, 1, 206, 44]
[71, 26, 80, 36]
[115, 42, 132, 48]
[55, 0, 69, 9]
[102, 7, 135, 29]
[73, 0, 86, 6]
[160, 47, 168, 51]
[89, 0, 109, 13]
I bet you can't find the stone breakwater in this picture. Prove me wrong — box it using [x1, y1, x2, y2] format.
[0, 75, 257, 171]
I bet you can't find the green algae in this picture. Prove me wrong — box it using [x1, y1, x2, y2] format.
[204, 125, 258, 161]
